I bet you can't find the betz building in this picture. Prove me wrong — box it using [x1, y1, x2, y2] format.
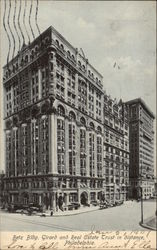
[126, 99, 155, 199]
[3, 26, 129, 211]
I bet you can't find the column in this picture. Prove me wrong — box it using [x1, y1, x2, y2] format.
[31, 119, 36, 175]
[77, 179, 81, 204]
[87, 179, 90, 204]
[39, 194, 42, 205]
[94, 133, 97, 177]
[13, 127, 18, 176]
[49, 113, 57, 174]
[86, 131, 90, 177]
[51, 192, 56, 211]
[76, 126, 80, 176]
[38, 67, 42, 100]
[65, 193, 70, 206]
[65, 118, 69, 175]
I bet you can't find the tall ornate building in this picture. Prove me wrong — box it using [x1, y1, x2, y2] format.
[3, 26, 129, 211]
[126, 98, 155, 199]
[103, 95, 130, 202]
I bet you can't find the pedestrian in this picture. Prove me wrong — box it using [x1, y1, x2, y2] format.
[50, 210, 53, 216]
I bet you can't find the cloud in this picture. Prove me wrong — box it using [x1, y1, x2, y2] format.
[77, 17, 95, 30]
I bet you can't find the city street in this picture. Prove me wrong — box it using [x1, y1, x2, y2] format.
[1, 200, 156, 231]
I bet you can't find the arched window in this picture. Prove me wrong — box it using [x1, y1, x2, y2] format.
[80, 117, 86, 126]
[89, 122, 94, 129]
[45, 37, 49, 44]
[56, 40, 59, 47]
[71, 55, 75, 61]
[25, 55, 28, 63]
[31, 50, 34, 60]
[97, 126, 102, 133]
[69, 111, 76, 121]
[78, 60, 81, 66]
[35, 46, 38, 53]
[82, 65, 85, 70]
[13, 65, 16, 73]
[67, 50, 71, 57]
[60, 44, 64, 50]
[57, 105, 65, 116]
[41, 40, 45, 48]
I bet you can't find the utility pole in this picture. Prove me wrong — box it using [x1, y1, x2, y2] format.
[140, 186, 143, 224]
[140, 163, 144, 224]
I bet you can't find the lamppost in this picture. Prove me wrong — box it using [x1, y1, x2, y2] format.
[140, 186, 143, 224]
[140, 161, 144, 224]
[138, 172, 144, 224]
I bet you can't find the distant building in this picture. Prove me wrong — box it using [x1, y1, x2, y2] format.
[3, 26, 129, 211]
[0, 171, 5, 206]
[126, 98, 155, 199]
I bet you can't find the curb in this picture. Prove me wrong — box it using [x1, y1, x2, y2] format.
[52, 207, 100, 217]
[139, 222, 156, 231]
[139, 216, 156, 231]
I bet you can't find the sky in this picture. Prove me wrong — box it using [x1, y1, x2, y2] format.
[0, 1, 156, 171]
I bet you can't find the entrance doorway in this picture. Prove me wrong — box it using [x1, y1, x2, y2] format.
[80, 192, 88, 205]
[21, 192, 29, 205]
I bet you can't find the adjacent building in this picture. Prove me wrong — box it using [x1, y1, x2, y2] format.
[0, 171, 5, 207]
[103, 95, 130, 202]
[126, 98, 155, 199]
[3, 26, 130, 211]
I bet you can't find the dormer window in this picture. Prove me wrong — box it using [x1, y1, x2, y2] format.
[35, 46, 38, 53]
[60, 44, 64, 51]
[31, 50, 34, 60]
[45, 37, 49, 44]
[78, 60, 81, 66]
[13, 65, 16, 73]
[25, 55, 28, 63]
[67, 50, 71, 57]
[82, 65, 85, 70]
[56, 40, 59, 47]
[71, 54, 75, 61]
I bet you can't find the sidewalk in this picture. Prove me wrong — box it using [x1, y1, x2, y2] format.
[42, 205, 100, 217]
[140, 215, 156, 231]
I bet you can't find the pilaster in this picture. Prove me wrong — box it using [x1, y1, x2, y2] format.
[49, 113, 57, 174]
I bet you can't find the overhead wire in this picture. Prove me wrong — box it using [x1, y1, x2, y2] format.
[18, 0, 25, 48]
[8, 0, 16, 60]
[29, 0, 35, 40]
[3, 0, 11, 67]
[23, 0, 30, 44]
[35, 0, 40, 35]
[13, 0, 21, 53]
[3, 0, 41, 66]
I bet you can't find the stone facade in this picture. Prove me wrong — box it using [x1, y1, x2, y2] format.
[3, 26, 129, 211]
[126, 98, 155, 199]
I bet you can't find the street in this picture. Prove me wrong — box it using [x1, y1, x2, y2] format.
[1, 200, 156, 231]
